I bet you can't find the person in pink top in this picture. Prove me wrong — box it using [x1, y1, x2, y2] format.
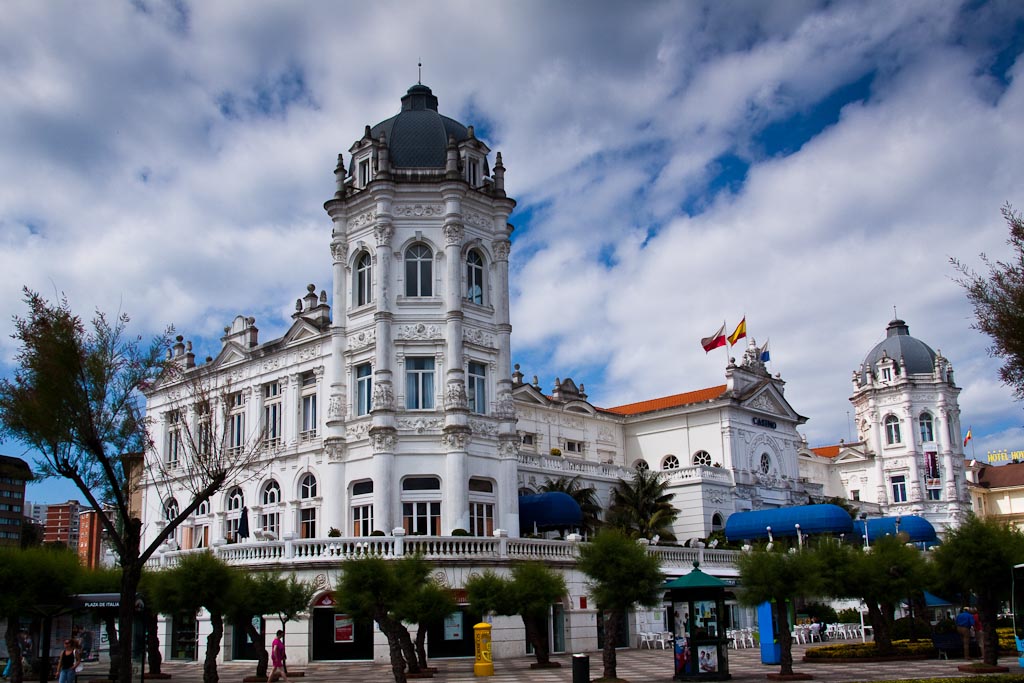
[267, 630, 290, 683]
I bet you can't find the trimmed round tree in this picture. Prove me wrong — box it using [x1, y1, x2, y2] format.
[577, 529, 664, 681]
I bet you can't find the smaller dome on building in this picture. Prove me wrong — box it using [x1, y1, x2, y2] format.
[368, 83, 470, 169]
[860, 319, 937, 382]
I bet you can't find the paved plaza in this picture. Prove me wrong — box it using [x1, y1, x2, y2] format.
[79, 642, 1024, 683]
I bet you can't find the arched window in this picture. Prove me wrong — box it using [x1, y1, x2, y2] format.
[164, 499, 179, 522]
[711, 513, 724, 531]
[662, 455, 680, 470]
[885, 415, 902, 445]
[759, 453, 772, 474]
[405, 244, 433, 297]
[355, 252, 372, 306]
[300, 474, 318, 499]
[466, 250, 484, 304]
[195, 500, 209, 517]
[262, 480, 281, 506]
[224, 487, 244, 542]
[402, 477, 441, 535]
[226, 487, 244, 512]
[919, 412, 934, 443]
[692, 451, 712, 467]
[633, 460, 650, 472]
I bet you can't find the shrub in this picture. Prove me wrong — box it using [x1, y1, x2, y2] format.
[802, 602, 838, 624]
[327, 527, 342, 537]
[836, 608, 862, 624]
[549, 448, 562, 456]
[805, 640, 933, 659]
[891, 616, 932, 640]
[451, 528, 470, 537]
[932, 618, 956, 634]
[370, 530, 386, 537]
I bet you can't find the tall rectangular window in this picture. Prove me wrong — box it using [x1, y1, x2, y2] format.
[263, 382, 282, 447]
[300, 508, 317, 539]
[352, 504, 373, 537]
[927, 488, 941, 501]
[402, 501, 441, 535]
[356, 363, 373, 416]
[301, 373, 317, 441]
[467, 362, 487, 414]
[469, 502, 494, 537]
[196, 401, 211, 456]
[228, 392, 245, 456]
[406, 358, 435, 410]
[260, 512, 280, 538]
[359, 158, 371, 187]
[891, 475, 907, 503]
[166, 410, 181, 468]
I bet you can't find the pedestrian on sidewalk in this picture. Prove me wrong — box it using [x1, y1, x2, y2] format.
[955, 607, 974, 659]
[267, 631, 289, 683]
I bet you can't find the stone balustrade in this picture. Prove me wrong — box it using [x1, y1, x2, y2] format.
[150, 531, 740, 576]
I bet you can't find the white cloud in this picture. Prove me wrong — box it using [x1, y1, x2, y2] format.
[2, 0, 1024, 497]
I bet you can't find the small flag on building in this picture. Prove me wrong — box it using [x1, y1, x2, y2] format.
[963, 428, 972, 448]
[728, 317, 747, 346]
[701, 322, 727, 353]
[759, 339, 770, 362]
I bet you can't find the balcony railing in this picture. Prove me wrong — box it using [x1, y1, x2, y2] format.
[150, 532, 740, 576]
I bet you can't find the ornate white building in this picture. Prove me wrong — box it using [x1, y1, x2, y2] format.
[798, 319, 968, 533]
[139, 85, 967, 665]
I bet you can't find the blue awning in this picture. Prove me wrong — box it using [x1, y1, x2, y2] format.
[852, 516, 937, 543]
[518, 492, 582, 532]
[724, 504, 854, 541]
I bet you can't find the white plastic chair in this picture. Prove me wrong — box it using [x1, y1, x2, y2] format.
[657, 631, 672, 649]
[638, 631, 655, 649]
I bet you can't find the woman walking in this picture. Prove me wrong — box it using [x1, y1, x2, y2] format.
[57, 639, 81, 683]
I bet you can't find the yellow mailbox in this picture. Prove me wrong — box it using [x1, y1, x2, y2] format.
[473, 622, 494, 676]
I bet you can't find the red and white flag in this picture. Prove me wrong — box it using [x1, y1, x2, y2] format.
[701, 323, 727, 353]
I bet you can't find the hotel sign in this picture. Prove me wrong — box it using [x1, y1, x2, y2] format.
[987, 449, 1024, 463]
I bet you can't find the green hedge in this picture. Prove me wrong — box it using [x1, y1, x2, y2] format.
[805, 640, 934, 659]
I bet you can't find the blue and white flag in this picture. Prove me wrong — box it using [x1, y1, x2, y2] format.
[759, 339, 770, 362]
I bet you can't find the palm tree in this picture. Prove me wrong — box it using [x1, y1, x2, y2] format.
[539, 475, 602, 535]
[607, 467, 678, 541]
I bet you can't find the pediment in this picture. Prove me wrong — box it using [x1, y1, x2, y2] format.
[833, 447, 871, 464]
[563, 400, 596, 415]
[282, 319, 325, 346]
[512, 384, 549, 406]
[210, 342, 249, 369]
[741, 385, 800, 422]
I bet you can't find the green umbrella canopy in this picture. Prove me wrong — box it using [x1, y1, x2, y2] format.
[664, 563, 727, 590]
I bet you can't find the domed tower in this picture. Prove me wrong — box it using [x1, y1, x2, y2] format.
[850, 319, 967, 531]
[322, 84, 518, 536]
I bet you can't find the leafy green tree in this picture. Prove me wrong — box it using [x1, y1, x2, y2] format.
[389, 556, 457, 672]
[932, 514, 1024, 665]
[0, 291, 252, 683]
[160, 551, 237, 683]
[335, 556, 412, 683]
[0, 547, 81, 683]
[953, 204, 1024, 400]
[509, 563, 567, 668]
[815, 536, 929, 654]
[539, 475, 602, 535]
[606, 467, 678, 541]
[736, 546, 822, 676]
[465, 564, 567, 668]
[577, 529, 664, 680]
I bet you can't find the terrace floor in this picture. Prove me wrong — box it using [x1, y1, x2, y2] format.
[77, 640, 1022, 682]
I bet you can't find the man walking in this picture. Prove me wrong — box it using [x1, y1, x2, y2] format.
[955, 607, 974, 659]
[267, 630, 289, 683]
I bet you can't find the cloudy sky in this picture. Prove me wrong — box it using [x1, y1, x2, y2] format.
[3, 0, 1024, 503]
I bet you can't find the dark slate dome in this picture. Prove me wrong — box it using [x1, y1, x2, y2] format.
[369, 84, 469, 168]
[861, 319, 937, 381]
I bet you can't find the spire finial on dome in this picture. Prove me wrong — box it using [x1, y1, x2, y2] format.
[418, 58, 422, 85]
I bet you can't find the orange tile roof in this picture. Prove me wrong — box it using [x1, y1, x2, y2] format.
[811, 445, 842, 458]
[603, 385, 728, 416]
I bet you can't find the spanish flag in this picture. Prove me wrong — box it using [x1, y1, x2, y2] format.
[963, 428, 972, 448]
[728, 317, 747, 346]
[701, 322, 727, 353]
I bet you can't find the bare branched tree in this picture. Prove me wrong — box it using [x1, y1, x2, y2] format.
[0, 290, 264, 683]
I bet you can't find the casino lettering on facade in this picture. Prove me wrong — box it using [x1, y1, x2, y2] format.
[752, 417, 777, 429]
